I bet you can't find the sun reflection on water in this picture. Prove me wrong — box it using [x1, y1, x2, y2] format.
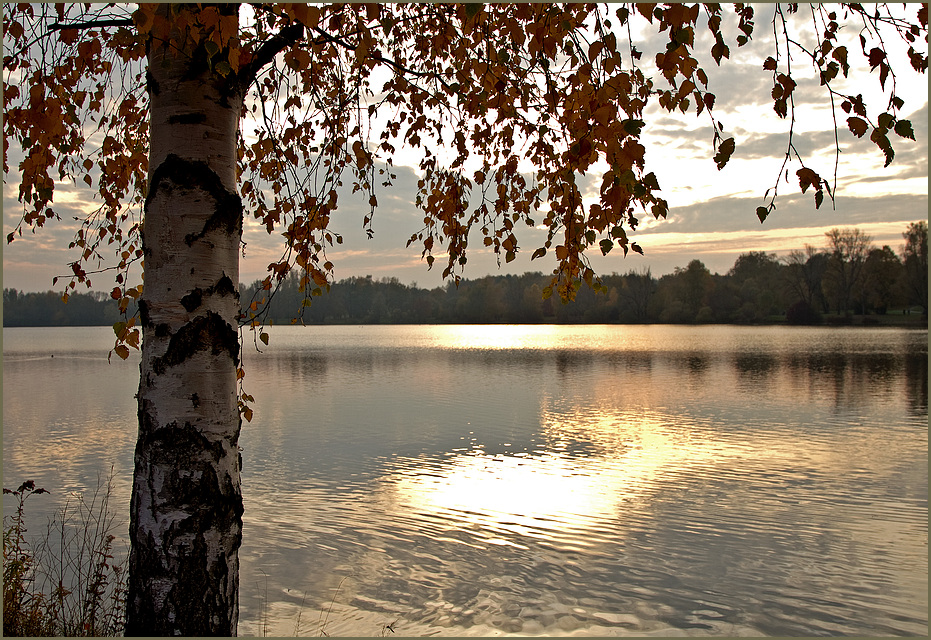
[390, 408, 694, 550]
[426, 324, 566, 350]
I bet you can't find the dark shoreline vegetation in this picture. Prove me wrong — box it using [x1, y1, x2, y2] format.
[5, 257, 928, 330]
[3, 477, 126, 637]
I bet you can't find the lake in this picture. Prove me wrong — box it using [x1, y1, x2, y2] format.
[2, 324, 928, 636]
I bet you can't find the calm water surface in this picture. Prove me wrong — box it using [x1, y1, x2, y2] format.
[3, 325, 927, 636]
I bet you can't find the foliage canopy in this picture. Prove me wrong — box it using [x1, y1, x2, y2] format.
[5, 3, 926, 316]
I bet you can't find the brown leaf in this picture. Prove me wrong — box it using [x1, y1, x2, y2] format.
[713, 137, 735, 170]
[796, 167, 820, 194]
[846, 116, 868, 138]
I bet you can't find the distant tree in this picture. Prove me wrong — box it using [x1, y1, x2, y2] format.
[785, 299, 822, 325]
[705, 273, 741, 322]
[654, 259, 713, 323]
[783, 245, 831, 312]
[900, 221, 928, 314]
[618, 268, 655, 322]
[823, 228, 873, 315]
[4, 2, 925, 633]
[680, 259, 715, 320]
[860, 245, 904, 314]
[728, 251, 784, 321]
[520, 282, 546, 323]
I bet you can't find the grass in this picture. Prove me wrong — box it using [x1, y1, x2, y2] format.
[3, 472, 127, 636]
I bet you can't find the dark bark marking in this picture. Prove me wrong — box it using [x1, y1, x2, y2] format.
[145, 154, 243, 247]
[180, 289, 203, 313]
[151, 312, 239, 375]
[138, 299, 150, 327]
[179, 274, 237, 313]
[190, 393, 200, 408]
[214, 274, 236, 297]
[145, 69, 160, 96]
[168, 112, 207, 125]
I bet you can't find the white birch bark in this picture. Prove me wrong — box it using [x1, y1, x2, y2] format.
[126, 6, 245, 634]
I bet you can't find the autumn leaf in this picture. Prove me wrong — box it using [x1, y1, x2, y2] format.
[796, 167, 821, 194]
[868, 47, 886, 69]
[713, 137, 735, 170]
[847, 116, 868, 137]
[832, 46, 850, 76]
[870, 128, 895, 167]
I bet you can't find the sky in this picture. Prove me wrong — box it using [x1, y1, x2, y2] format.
[2, 4, 927, 293]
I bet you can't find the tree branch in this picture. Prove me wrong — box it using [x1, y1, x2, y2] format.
[307, 24, 452, 91]
[49, 19, 134, 31]
[240, 22, 306, 89]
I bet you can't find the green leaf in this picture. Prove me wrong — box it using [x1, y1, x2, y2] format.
[877, 112, 895, 131]
[464, 3, 483, 20]
[756, 206, 769, 223]
[600, 239, 613, 255]
[204, 40, 220, 60]
[622, 119, 645, 136]
[894, 119, 915, 140]
[259, 332, 269, 345]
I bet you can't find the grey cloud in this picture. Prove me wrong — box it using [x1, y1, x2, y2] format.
[639, 191, 927, 236]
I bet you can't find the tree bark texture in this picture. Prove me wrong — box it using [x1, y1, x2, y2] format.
[126, 6, 245, 635]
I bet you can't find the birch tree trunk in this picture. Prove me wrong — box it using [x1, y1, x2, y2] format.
[126, 6, 245, 634]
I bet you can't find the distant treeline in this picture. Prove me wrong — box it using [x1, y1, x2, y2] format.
[243, 224, 928, 326]
[5, 224, 928, 327]
[3, 289, 123, 327]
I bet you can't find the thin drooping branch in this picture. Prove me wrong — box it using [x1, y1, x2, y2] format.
[304, 23, 456, 94]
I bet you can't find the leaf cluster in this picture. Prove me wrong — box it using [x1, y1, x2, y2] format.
[755, 3, 926, 221]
